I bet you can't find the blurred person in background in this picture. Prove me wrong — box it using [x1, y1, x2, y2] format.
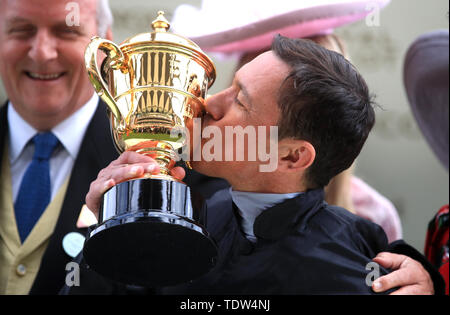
[404, 29, 449, 295]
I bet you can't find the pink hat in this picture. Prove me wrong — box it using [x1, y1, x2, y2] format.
[404, 30, 449, 171]
[171, 0, 391, 53]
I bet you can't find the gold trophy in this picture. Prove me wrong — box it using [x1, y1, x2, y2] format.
[83, 11, 217, 287]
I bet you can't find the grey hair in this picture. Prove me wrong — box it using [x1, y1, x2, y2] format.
[96, 0, 113, 37]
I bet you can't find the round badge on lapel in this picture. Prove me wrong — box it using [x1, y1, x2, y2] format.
[62, 232, 85, 258]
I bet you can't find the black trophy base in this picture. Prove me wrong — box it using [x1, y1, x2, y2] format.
[83, 178, 217, 287]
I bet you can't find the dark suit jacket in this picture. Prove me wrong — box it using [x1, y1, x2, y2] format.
[0, 101, 119, 294]
[160, 188, 444, 294]
[160, 188, 392, 294]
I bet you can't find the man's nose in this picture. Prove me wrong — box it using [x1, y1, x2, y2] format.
[204, 91, 229, 120]
[28, 30, 58, 62]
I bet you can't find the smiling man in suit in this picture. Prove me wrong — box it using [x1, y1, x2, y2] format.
[0, 0, 117, 294]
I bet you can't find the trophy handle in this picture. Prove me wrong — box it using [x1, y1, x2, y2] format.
[85, 36, 127, 121]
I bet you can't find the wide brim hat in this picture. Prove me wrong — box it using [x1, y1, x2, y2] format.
[171, 0, 391, 53]
[404, 30, 449, 171]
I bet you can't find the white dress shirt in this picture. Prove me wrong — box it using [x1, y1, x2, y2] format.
[8, 94, 99, 202]
[230, 188, 301, 242]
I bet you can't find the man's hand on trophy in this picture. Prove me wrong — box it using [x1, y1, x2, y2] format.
[85, 151, 186, 218]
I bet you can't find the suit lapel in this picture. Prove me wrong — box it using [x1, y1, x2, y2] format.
[30, 101, 118, 294]
[0, 103, 8, 173]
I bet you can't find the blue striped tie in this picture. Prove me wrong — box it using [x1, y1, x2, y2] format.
[14, 132, 59, 243]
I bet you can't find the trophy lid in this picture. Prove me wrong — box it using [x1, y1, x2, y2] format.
[119, 11, 215, 84]
[121, 12, 191, 46]
[119, 11, 207, 54]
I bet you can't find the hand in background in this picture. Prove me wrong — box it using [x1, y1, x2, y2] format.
[372, 252, 434, 295]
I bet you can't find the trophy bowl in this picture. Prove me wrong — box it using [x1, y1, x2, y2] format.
[83, 11, 217, 287]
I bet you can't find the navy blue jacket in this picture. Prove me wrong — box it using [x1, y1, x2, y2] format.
[160, 188, 391, 294]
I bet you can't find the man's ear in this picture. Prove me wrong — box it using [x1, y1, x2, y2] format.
[278, 139, 316, 173]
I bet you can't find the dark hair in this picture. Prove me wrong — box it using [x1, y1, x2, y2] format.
[272, 35, 376, 188]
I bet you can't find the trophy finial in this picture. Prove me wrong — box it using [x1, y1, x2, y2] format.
[152, 11, 170, 32]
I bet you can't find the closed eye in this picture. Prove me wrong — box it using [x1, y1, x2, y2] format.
[54, 25, 82, 38]
[235, 97, 245, 107]
[7, 25, 36, 38]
